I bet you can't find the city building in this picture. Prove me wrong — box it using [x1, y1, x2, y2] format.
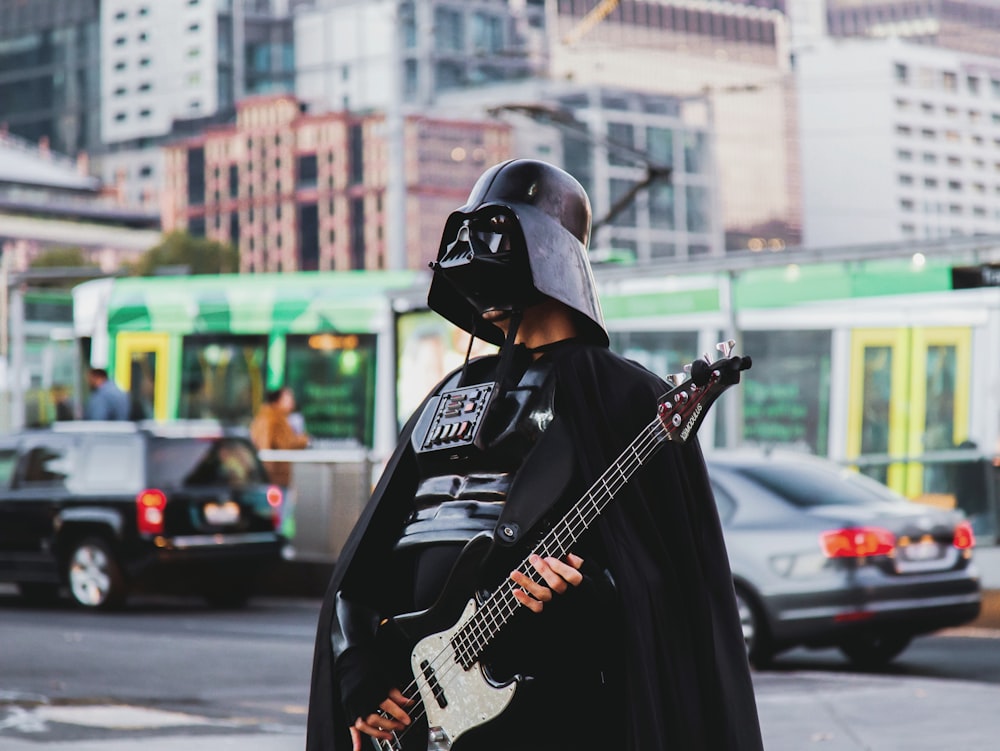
[798, 36, 1000, 247]
[438, 80, 724, 260]
[161, 94, 511, 272]
[0, 0, 101, 157]
[96, 0, 314, 212]
[0, 131, 159, 273]
[826, 0, 1000, 58]
[548, 0, 801, 252]
[294, 0, 546, 113]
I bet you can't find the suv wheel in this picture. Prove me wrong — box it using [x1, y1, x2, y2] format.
[66, 537, 127, 610]
[735, 585, 773, 669]
[838, 633, 912, 668]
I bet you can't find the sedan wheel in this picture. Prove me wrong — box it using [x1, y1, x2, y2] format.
[838, 633, 912, 668]
[66, 537, 126, 610]
[735, 586, 772, 668]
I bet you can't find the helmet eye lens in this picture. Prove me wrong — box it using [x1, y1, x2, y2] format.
[473, 231, 509, 254]
[471, 212, 517, 254]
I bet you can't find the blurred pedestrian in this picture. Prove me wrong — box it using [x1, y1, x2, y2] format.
[83, 368, 129, 421]
[249, 386, 309, 487]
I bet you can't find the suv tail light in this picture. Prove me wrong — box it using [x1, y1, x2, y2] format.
[266, 485, 283, 530]
[953, 520, 975, 550]
[136, 489, 167, 535]
[820, 527, 896, 558]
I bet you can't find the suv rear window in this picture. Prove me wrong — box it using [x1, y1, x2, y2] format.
[146, 437, 266, 488]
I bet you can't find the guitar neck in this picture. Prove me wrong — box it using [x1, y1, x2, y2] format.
[450, 418, 667, 668]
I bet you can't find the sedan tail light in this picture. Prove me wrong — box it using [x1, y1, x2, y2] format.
[953, 520, 975, 550]
[266, 485, 283, 530]
[136, 488, 167, 535]
[820, 527, 896, 558]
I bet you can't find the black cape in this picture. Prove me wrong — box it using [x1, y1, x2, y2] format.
[306, 340, 763, 751]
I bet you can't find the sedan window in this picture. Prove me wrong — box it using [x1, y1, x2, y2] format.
[734, 463, 905, 508]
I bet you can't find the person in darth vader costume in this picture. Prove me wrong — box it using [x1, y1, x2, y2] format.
[306, 159, 763, 751]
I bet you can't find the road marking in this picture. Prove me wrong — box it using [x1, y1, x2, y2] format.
[938, 626, 1000, 639]
[32, 705, 215, 729]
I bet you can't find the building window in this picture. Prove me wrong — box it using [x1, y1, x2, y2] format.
[894, 62, 909, 84]
[896, 149, 912, 161]
[348, 124, 364, 185]
[350, 197, 366, 268]
[297, 154, 318, 189]
[188, 146, 206, 206]
[686, 185, 711, 232]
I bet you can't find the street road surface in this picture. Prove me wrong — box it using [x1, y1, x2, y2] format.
[2, 590, 999, 750]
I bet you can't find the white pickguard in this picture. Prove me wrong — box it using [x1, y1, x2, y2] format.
[409, 598, 517, 748]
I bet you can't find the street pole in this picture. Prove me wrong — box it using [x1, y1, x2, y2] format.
[385, 1, 408, 270]
[9, 280, 24, 432]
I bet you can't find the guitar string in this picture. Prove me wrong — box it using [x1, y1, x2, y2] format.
[370, 416, 673, 749]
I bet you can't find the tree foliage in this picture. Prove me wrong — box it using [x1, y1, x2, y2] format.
[131, 231, 238, 276]
[25, 246, 102, 287]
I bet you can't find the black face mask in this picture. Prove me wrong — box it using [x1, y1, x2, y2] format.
[430, 211, 542, 318]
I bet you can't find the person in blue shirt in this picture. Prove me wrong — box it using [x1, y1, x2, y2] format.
[84, 368, 130, 421]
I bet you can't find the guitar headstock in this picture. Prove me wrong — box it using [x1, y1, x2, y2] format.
[656, 339, 752, 444]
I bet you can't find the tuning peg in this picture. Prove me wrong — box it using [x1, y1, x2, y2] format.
[683, 364, 692, 374]
[716, 339, 736, 357]
[665, 374, 680, 387]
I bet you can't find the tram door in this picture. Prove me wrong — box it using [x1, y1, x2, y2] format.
[847, 327, 971, 499]
[114, 332, 171, 422]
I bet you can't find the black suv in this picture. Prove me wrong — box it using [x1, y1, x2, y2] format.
[0, 423, 287, 609]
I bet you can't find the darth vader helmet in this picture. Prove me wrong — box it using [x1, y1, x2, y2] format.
[428, 159, 608, 347]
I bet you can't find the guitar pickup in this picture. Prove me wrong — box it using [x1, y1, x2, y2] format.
[420, 659, 448, 709]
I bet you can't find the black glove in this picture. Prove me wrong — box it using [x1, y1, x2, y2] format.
[335, 645, 391, 721]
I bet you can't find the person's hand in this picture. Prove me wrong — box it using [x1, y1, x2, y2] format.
[510, 553, 585, 613]
[350, 687, 413, 749]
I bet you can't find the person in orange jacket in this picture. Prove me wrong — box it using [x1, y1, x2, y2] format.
[249, 386, 309, 487]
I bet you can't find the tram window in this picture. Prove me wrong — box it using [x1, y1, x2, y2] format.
[607, 331, 699, 387]
[741, 330, 832, 456]
[178, 335, 268, 427]
[285, 333, 377, 446]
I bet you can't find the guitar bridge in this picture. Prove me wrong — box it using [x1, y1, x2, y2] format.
[420, 659, 448, 708]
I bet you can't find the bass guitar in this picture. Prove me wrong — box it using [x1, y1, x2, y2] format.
[369, 342, 751, 750]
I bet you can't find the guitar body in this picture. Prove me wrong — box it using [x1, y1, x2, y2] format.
[381, 533, 519, 750]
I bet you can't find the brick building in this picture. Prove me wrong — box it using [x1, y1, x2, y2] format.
[162, 94, 510, 272]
